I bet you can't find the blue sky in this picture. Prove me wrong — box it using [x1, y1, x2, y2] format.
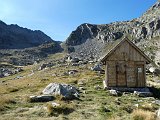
[0, 0, 157, 41]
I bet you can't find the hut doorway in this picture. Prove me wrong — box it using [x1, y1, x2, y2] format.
[136, 64, 145, 87]
[116, 61, 126, 87]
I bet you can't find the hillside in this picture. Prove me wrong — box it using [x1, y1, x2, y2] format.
[65, 1, 160, 66]
[0, 20, 54, 49]
[0, 21, 63, 65]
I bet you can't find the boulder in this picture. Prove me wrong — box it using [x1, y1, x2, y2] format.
[51, 102, 60, 107]
[109, 89, 122, 96]
[38, 63, 54, 70]
[71, 57, 80, 63]
[153, 100, 160, 105]
[134, 91, 153, 97]
[3, 72, 11, 77]
[38, 63, 48, 70]
[14, 68, 23, 73]
[42, 83, 79, 99]
[68, 70, 78, 75]
[91, 64, 103, 71]
[148, 67, 160, 75]
[71, 63, 79, 66]
[154, 68, 160, 75]
[29, 95, 54, 102]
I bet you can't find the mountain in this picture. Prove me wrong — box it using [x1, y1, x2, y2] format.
[0, 20, 53, 49]
[65, 1, 160, 66]
[0, 21, 63, 65]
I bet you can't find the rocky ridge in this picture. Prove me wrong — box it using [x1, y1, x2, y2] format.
[65, 1, 160, 65]
[0, 21, 63, 65]
[0, 20, 54, 49]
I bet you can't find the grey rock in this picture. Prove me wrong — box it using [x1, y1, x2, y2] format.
[71, 57, 80, 63]
[109, 89, 122, 96]
[15, 76, 23, 79]
[51, 102, 60, 107]
[149, 67, 160, 75]
[149, 67, 156, 73]
[91, 64, 103, 71]
[3, 72, 11, 77]
[134, 91, 153, 97]
[153, 100, 160, 105]
[71, 63, 79, 66]
[68, 70, 78, 75]
[38, 63, 54, 70]
[154, 68, 160, 75]
[29, 95, 54, 102]
[42, 83, 79, 99]
[0, 67, 23, 78]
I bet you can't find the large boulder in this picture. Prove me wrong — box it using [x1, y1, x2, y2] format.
[42, 83, 79, 99]
[29, 95, 54, 102]
[91, 64, 103, 71]
[148, 67, 160, 75]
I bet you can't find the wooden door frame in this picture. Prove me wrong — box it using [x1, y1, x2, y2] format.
[135, 63, 145, 87]
[116, 61, 127, 87]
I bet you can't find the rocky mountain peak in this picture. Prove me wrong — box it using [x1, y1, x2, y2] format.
[65, 1, 160, 63]
[65, 23, 98, 46]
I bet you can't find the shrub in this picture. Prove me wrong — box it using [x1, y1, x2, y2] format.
[132, 109, 156, 120]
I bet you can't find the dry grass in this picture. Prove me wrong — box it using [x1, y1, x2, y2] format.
[131, 109, 156, 120]
[139, 103, 157, 112]
[46, 102, 74, 116]
[0, 96, 15, 111]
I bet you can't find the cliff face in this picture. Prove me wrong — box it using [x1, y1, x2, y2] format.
[0, 21, 53, 49]
[65, 1, 160, 65]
